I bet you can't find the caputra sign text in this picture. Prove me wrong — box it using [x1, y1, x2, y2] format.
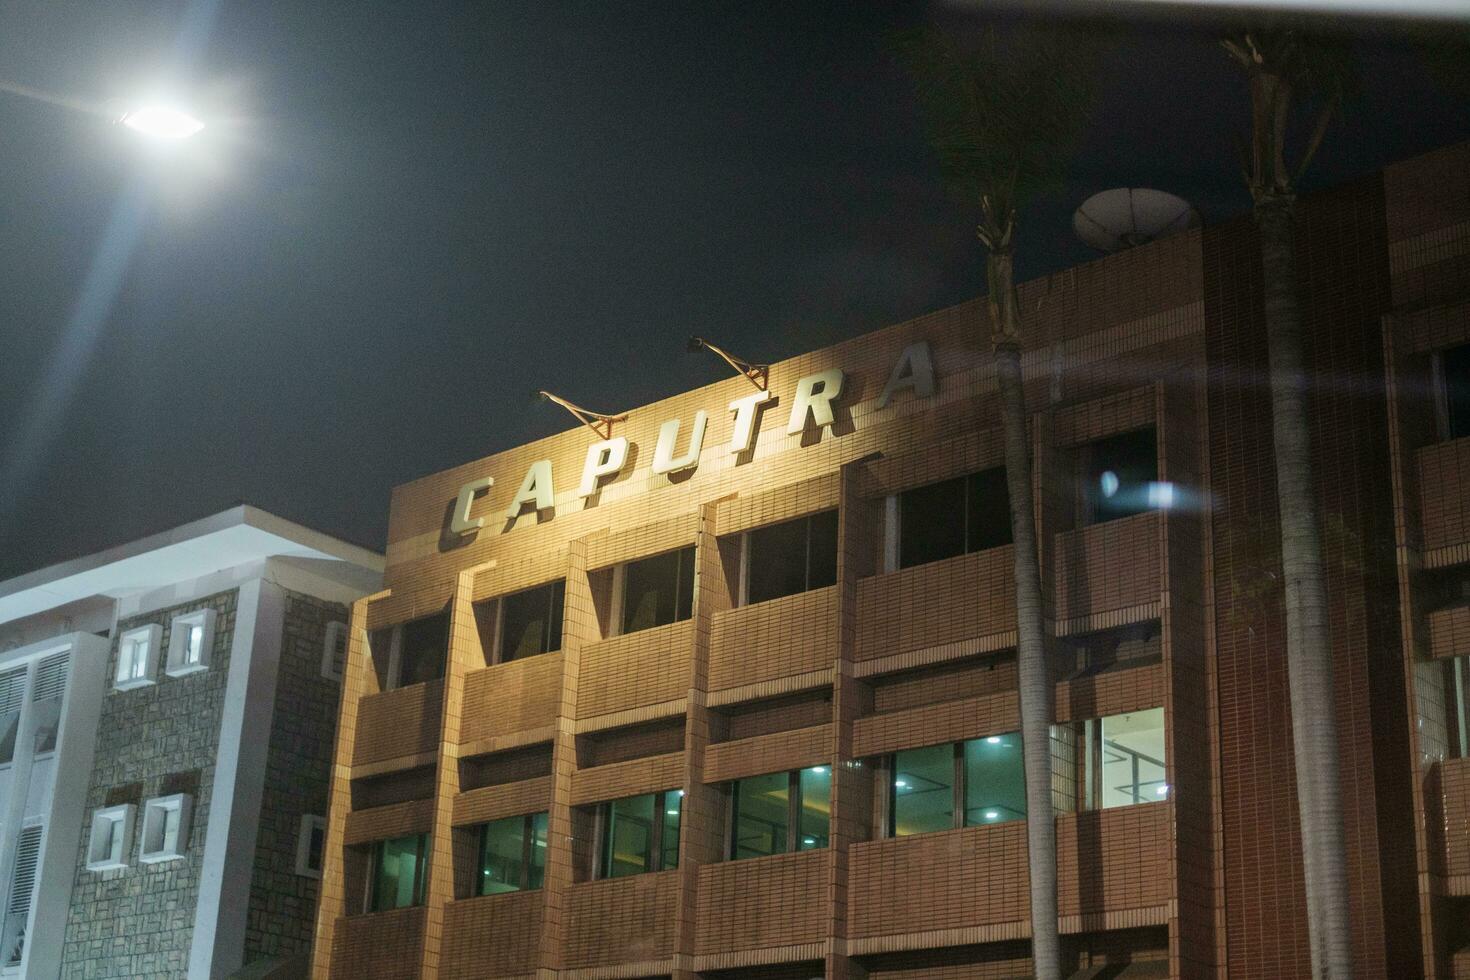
[448, 341, 936, 535]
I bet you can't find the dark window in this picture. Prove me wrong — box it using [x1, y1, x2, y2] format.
[500, 581, 565, 662]
[598, 790, 681, 878]
[899, 468, 1012, 570]
[746, 510, 838, 605]
[890, 733, 1025, 837]
[1082, 428, 1159, 525]
[307, 821, 325, 873]
[621, 547, 695, 635]
[1444, 343, 1470, 440]
[397, 613, 449, 687]
[368, 834, 429, 912]
[477, 811, 548, 894]
[730, 766, 829, 860]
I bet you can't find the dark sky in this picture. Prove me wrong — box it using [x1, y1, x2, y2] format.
[1, 1, 1466, 579]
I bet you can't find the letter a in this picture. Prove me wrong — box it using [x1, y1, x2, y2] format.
[878, 341, 935, 408]
[505, 460, 555, 519]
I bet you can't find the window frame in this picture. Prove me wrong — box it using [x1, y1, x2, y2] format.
[0, 666, 25, 769]
[475, 810, 549, 894]
[886, 732, 1026, 837]
[295, 814, 327, 878]
[1434, 342, 1470, 442]
[1077, 426, 1161, 527]
[114, 624, 163, 691]
[611, 547, 696, 638]
[379, 612, 450, 690]
[365, 833, 431, 913]
[890, 466, 1013, 573]
[727, 766, 830, 861]
[493, 580, 566, 664]
[86, 804, 137, 872]
[321, 621, 349, 682]
[138, 793, 194, 864]
[165, 608, 217, 678]
[1066, 706, 1169, 811]
[595, 789, 682, 879]
[738, 510, 839, 607]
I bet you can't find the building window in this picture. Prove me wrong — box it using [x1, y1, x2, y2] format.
[1072, 706, 1167, 809]
[321, 622, 349, 682]
[1437, 342, 1470, 441]
[139, 793, 194, 863]
[729, 765, 829, 860]
[295, 815, 327, 878]
[1081, 428, 1160, 526]
[368, 834, 430, 912]
[86, 804, 136, 871]
[743, 510, 838, 606]
[1, 825, 41, 967]
[29, 652, 67, 756]
[619, 548, 695, 636]
[165, 609, 216, 677]
[380, 612, 450, 689]
[598, 790, 681, 878]
[889, 732, 1025, 836]
[477, 811, 548, 894]
[499, 581, 565, 662]
[114, 624, 162, 690]
[897, 467, 1011, 570]
[0, 668, 25, 767]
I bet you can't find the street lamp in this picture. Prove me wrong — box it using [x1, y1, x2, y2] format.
[117, 105, 204, 140]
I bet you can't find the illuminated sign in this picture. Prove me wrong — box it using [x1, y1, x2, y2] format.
[449, 341, 935, 536]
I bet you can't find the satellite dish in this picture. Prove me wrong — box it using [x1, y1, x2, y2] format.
[1073, 188, 1200, 252]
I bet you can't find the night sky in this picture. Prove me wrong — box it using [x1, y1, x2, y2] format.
[1, 2, 1466, 580]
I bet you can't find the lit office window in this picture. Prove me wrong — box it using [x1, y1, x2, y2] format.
[621, 548, 695, 635]
[598, 790, 681, 879]
[899, 467, 1012, 570]
[500, 581, 565, 662]
[1084, 707, 1167, 809]
[889, 733, 1024, 836]
[1083, 428, 1159, 526]
[1441, 343, 1470, 441]
[477, 811, 548, 894]
[730, 766, 829, 860]
[745, 511, 838, 605]
[369, 834, 430, 912]
[397, 613, 450, 687]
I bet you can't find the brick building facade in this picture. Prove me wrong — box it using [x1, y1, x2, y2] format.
[311, 141, 1470, 978]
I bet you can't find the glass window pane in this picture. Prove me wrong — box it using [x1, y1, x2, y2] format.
[892, 744, 954, 836]
[732, 772, 788, 859]
[1447, 343, 1470, 440]
[31, 698, 61, 755]
[1085, 428, 1159, 525]
[797, 766, 830, 850]
[0, 712, 18, 766]
[899, 476, 967, 569]
[965, 468, 1013, 553]
[963, 732, 1026, 825]
[501, 581, 564, 662]
[398, 613, 449, 686]
[603, 794, 656, 878]
[371, 834, 426, 911]
[478, 815, 527, 895]
[1099, 707, 1167, 808]
[747, 518, 811, 605]
[807, 511, 838, 591]
[661, 791, 682, 870]
[622, 548, 694, 635]
[528, 811, 548, 889]
[185, 624, 204, 665]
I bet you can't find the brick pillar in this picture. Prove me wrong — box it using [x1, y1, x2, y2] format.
[826, 461, 878, 980]
[415, 566, 486, 979]
[537, 540, 593, 977]
[310, 589, 390, 980]
[672, 500, 732, 980]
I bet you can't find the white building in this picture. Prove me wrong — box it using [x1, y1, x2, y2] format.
[0, 506, 382, 979]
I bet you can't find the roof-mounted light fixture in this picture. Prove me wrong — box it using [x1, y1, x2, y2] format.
[535, 390, 628, 440]
[688, 336, 768, 391]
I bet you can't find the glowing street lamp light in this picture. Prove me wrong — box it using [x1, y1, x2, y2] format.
[118, 105, 204, 140]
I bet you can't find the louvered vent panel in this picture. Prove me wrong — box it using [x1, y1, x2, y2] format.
[7, 826, 41, 916]
[0, 671, 25, 717]
[31, 654, 67, 703]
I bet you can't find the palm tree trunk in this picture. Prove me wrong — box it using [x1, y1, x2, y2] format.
[1255, 192, 1355, 979]
[987, 242, 1060, 980]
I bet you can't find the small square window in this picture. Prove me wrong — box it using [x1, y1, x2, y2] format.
[295, 815, 327, 878]
[165, 609, 217, 677]
[115, 625, 162, 690]
[87, 804, 136, 871]
[321, 622, 348, 682]
[139, 793, 193, 863]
